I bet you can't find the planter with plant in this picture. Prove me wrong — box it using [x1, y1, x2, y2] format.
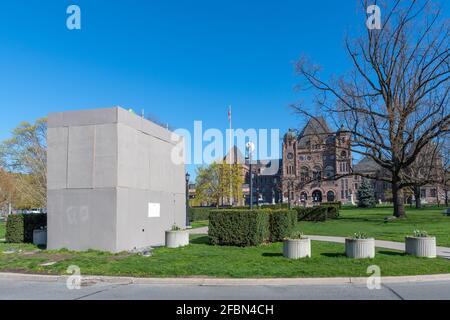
[165, 224, 189, 248]
[345, 232, 375, 259]
[405, 230, 436, 258]
[283, 231, 311, 259]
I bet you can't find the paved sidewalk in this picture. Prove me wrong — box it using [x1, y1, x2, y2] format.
[0, 274, 450, 300]
[189, 227, 208, 235]
[189, 227, 450, 259]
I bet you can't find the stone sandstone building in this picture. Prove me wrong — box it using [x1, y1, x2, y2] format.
[282, 117, 357, 206]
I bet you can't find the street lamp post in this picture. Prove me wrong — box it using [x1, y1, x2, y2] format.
[246, 142, 255, 210]
[249, 156, 253, 210]
[185, 172, 191, 228]
[288, 182, 291, 209]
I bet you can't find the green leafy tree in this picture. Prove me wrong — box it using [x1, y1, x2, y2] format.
[195, 163, 222, 207]
[195, 162, 244, 207]
[357, 179, 376, 208]
[220, 163, 244, 206]
[0, 118, 47, 208]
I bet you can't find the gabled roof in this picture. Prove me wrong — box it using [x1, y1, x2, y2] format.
[297, 117, 331, 148]
[353, 157, 382, 173]
[223, 146, 246, 165]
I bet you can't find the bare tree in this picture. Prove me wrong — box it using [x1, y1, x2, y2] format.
[292, 0, 449, 217]
[403, 140, 444, 208]
[439, 141, 450, 206]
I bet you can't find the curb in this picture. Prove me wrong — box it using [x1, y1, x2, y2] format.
[0, 272, 449, 286]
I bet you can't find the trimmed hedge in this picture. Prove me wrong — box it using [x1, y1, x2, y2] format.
[269, 210, 297, 242]
[191, 203, 339, 224]
[6, 214, 47, 243]
[260, 203, 289, 210]
[295, 205, 340, 222]
[209, 210, 270, 246]
[322, 201, 342, 209]
[296, 207, 328, 222]
[189, 204, 290, 222]
[324, 206, 340, 219]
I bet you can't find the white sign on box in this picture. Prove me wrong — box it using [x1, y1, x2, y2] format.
[148, 203, 160, 218]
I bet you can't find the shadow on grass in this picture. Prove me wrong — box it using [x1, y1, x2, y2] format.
[321, 252, 346, 258]
[262, 253, 283, 257]
[190, 236, 209, 245]
[378, 250, 406, 257]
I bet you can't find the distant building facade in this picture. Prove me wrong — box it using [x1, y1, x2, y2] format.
[226, 146, 283, 205]
[190, 118, 447, 207]
[354, 156, 447, 205]
[282, 118, 357, 206]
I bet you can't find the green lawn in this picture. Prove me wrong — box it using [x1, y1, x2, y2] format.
[297, 206, 450, 247]
[190, 220, 209, 229]
[0, 235, 449, 278]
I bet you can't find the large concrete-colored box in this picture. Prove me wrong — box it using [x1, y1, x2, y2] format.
[47, 107, 186, 252]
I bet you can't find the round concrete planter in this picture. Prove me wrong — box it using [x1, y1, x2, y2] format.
[165, 230, 189, 248]
[405, 237, 436, 258]
[345, 238, 375, 259]
[33, 229, 47, 246]
[283, 238, 311, 259]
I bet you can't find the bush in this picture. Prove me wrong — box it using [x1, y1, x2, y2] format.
[269, 210, 297, 242]
[6, 214, 47, 243]
[324, 206, 340, 219]
[260, 203, 289, 210]
[209, 209, 270, 246]
[295, 207, 328, 222]
[320, 203, 340, 219]
[322, 201, 342, 209]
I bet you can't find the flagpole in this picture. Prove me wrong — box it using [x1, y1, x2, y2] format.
[229, 105, 233, 206]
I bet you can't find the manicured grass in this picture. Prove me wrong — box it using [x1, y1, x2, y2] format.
[0, 235, 449, 278]
[297, 206, 450, 247]
[190, 220, 209, 229]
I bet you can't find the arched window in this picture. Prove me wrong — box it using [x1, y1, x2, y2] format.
[300, 167, 309, 182]
[327, 191, 335, 202]
[312, 190, 323, 203]
[300, 192, 308, 201]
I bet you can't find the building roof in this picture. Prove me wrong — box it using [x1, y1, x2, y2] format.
[223, 146, 246, 164]
[353, 157, 382, 173]
[297, 117, 331, 148]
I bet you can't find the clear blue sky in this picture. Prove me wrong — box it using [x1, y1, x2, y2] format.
[0, 0, 380, 175]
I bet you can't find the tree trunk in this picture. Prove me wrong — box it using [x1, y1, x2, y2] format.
[436, 190, 440, 208]
[392, 180, 406, 218]
[414, 186, 422, 209]
[445, 189, 449, 207]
